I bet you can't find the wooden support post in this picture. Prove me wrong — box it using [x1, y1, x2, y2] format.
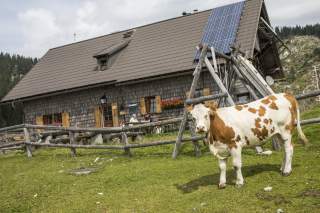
[23, 128, 33, 158]
[122, 132, 132, 156]
[69, 131, 77, 157]
[272, 138, 282, 151]
[188, 121, 201, 157]
[204, 57, 235, 106]
[172, 44, 208, 159]
[1, 132, 7, 155]
[185, 93, 227, 105]
[232, 65, 259, 100]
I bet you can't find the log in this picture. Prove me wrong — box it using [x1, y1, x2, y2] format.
[185, 93, 227, 105]
[24, 142, 124, 150]
[69, 131, 77, 157]
[23, 128, 33, 158]
[232, 65, 259, 100]
[204, 57, 235, 105]
[0, 141, 25, 149]
[300, 118, 320, 126]
[24, 124, 123, 133]
[122, 133, 132, 156]
[173, 44, 208, 159]
[127, 136, 205, 148]
[0, 146, 24, 151]
[0, 124, 25, 133]
[295, 90, 320, 100]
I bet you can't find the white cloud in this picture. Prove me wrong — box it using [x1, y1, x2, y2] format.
[265, 0, 320, 26]
[74, 1, 109, 39]
[18, 8, 63, 57]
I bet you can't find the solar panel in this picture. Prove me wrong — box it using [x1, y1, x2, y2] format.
[195, 1, 245, 59]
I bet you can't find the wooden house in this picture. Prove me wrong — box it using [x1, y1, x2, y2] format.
[1, 0, 283, 128]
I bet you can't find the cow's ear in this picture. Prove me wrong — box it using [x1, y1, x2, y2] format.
[186, 105, 193, 112]
[205, 101, 218, 112]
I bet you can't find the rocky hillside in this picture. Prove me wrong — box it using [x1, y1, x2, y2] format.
[272, 35, 320, 110]
[274, 36, 320, 94]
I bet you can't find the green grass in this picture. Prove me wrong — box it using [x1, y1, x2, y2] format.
[0, 107, 320, 213]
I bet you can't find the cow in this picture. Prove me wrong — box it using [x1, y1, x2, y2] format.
[187, 93, 308, 188]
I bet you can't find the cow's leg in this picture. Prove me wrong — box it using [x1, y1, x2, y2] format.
[218, 158, 227, 189]
[231, 147, 244, 187]
[281, 133, 293, 176]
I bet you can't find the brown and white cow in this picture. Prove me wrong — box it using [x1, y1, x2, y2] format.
[188, 93, 308, 188]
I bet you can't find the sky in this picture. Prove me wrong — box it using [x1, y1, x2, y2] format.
[0, 0, 319, 58]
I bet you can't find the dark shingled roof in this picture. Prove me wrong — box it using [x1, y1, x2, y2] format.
[2, 0, 271, 103]
[93, 39, 131, 58]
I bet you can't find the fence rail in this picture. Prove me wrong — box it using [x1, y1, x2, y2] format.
[1, 89, 320, 158]
[295, 90, 320, 100]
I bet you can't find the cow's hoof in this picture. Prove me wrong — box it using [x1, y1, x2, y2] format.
[235, 183, 244, 188]
[282, 171, 291, 176]
[218, 183, 226, 189]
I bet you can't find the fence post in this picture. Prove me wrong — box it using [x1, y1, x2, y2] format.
[188, 121, 201, 157]
[23, 128, 33, 158]
[69, 131, 77, 157]
[272, 138, 282, 151]
[1, 132, 7, 155]
[121, 132, 132, 156]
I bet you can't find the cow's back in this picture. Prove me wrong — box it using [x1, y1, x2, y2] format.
[212, 93, 293, 147]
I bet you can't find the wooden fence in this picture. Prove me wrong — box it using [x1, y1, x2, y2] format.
[0, 117, 205, 157]
[0, 90, 320, 158]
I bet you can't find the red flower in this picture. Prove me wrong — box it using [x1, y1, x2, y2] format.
[161, 98, 184, 109]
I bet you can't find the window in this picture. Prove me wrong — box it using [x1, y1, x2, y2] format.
[102, 103, 113, 127]
[98, 57, 108, 71]
[93, 39, 131, 71]
[128, 103, 138, 116]
[43, 113, 62, 126]
[145, 96, 156, 114]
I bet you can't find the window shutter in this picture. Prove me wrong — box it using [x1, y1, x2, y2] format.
[155, 96, 162, 113]
[203, 88, 211, 105]
[62, 112, 70, 127]
[203, 88, 210, 96]
[36, 116, 43, 125]
[112, 103, 119, 127]
[140, 98, 146, 115]
[94, 106, 102, 128]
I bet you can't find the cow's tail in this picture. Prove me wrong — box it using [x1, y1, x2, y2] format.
[296, 104, 308, 145]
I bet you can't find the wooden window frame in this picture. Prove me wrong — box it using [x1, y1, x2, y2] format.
[98, 56, 109, 71]
[42, 113, 62, 126]
[102, 103, 113, 127]
[145, 96, 156, 114]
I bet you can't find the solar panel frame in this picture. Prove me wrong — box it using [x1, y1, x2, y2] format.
[195, 1, 245, 59]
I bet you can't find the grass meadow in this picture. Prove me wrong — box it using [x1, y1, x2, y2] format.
[0, 106, 320, 212]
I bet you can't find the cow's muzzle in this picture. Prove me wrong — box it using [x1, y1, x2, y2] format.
[196, 126, 207, 133]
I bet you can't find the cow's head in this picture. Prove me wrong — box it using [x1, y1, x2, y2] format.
[187, 101, 217, 133]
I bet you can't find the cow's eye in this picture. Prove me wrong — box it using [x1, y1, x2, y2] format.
[204, 115, 208, 119]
